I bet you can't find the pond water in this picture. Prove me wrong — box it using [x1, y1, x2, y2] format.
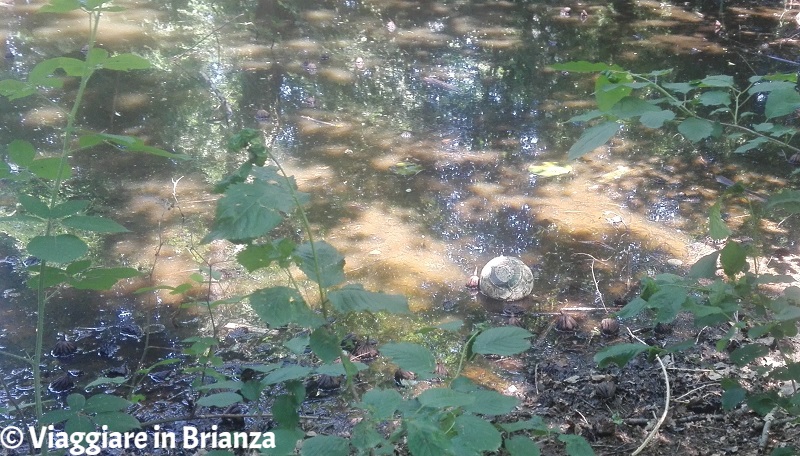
[1, 0, 798, 419]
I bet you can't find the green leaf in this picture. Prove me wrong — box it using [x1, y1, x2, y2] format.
[62, 215, 129, 233]
[568, 110, 604, 123]
[41, 409, 77, 424]
[102, 53, 151, 71]
[407, 419, 454, 456]
[69, 267, 141, 290]
[769, 362, 800, 381]
[747, 81, 795, 94]
[662, 82, 694, 94]
[204, 180, 296, 242]
[438, 320, 463, 331]
[505, 436, 541, 456]
[272, 394, 300, 428]
[249, 286, 325, 328]
[595, 73, 632, 111]
[65, 415, 94, 435]
[698, 90, 731, 107]
[93, 411, 140, 432]
[699, 75, 734, 88]
[568, 121, 620, 160]
[327, 284, 410, 314]
[39, 0, 82, 12]
[85, 376, 129, 389]
[473, 326, 533, 356]
[558, 434, 595, 455]
[50, 200, 90, 218]
[689, 251, 719, 279]
[301, 435, 350, 456]
[616, 296, 648, 319]
[66, 393, 86, 409]
[551, 61, 619, 72]
[733, 137, 769, 154]
[284, 335, 310, 354]
[29, 157, 68, 180]
[462, 389, 519, 415]
[649, 286, 688, 323]
[380, 342, 436, 378]
[18, 194, 51, 218]
[0, 79, 36, 100]
[608, 96, 660, 119]
[639, 110, 675, 128]
[29, 57, 85, 85]
[730, 343, 770, 366]
[351, 422, 391, 454]
[721, 379, 746, 411]
[767, 190, 800, 213]
[295, 241, 346, 288]
[264, 365, 314, 385]
[747, 391, 779, 416]
[708, 202, 731, 240]
[678, 117, 714, 142]
[270, 428, 304, 456]
[78, 133, 187, 160]
[8, 139, 35, 166]
[720, 241, 747, 277]
[775, 305, 800, 321]
[83, 394, 131, 413]
[359, 389, 403, 420]
[765, 87, 800, 120]
[309, 327, 342, 364]
[27, 234, 87, 263]
[594, 343, 650, 368]
[499, 416, 551, 434]
[196, 392, 242, 408]
[315, 361, 367, 376]
[236, 238, 296, 271]
[28, 265, 69, 288]
[418, 388, 475, 408]
[452, 414, 502, 453]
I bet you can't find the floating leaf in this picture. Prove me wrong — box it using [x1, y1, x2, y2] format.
[328, 284, 410, 314]
[473, 326, 533, 356]
[389, 161, 424, 176]
[62, 215, 129, 233]
[528, 162, 572, 177]
[380, 342, 436, 378]
[296, 241, 345, 288]
[568, 121, 620, 160]
[27, 234, 87, 263]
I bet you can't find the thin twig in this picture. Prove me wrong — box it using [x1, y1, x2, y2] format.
[758, 407, 777, 452]
[628, 328, 671, 456]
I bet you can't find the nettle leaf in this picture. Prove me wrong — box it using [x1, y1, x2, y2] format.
[616, 296, 647, 319]
[264, 366, 314, 385]
[730, 343, 770, 366]
[94, 411, 140, 432]
[639, 109, 675, 128]
[505, 436, 541, 456]
[595, 72, 632, 111]
[689, 251, 719, 279]
[698, 90, 731, 106]
[594, 343, 650, 368]
[662, 82, 694, 94]
[568, 121, 620, 160]
[473, 326, 533, 356]
[558, 434, 594, 456]
[678, 117, 714, 142]
[197, 392, 242, 408]
[236, 238, 296, 271]
[499, 416, 552, 434]
[327, 284, 410, 314]
[720, 241, 747, 277]
[649, 285, 688, 323]
[102, 53, 151, 71]
[721, 378, 747, 411]
[608, 96, 660, 119]
[27, 234, 87, 263]
[747, 80, 795, 94]
[418, 388, 475, 409]
[699, 75, 734, 88]
[767, 190, 800, 213]
[301, 435, 350, 456]
[462, 389, 519, 415]
[380, 342, 436, 378]
[69, 267, 141, 290]
[708, 202, 731, 240]
[284, 335, 310, 354]
[765, 87, 800, 120]
[62, 215, 129, 233]
[205, 180, 296, 242]
[8, 139, 35, 166]
[30, 157, 69, 180]
[452, 414, 502, 454]
[295, 241, 345, 288]
[309, 327, 342, 364]
[769, 362, 800, 381]
[249, 286, 325, 328]
[359, 389, 403, 420]
[734, 137, 769, 154]
[407, 419, 454, 456]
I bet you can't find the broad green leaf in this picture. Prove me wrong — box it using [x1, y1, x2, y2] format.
[528, 162, 572, 177]
[418, 388, 475, 408]
[41, 409, 77, 424]
[558, 434, 595, 455]
[263, 365, 313, 385]
[407, 419, 454, 456]
[568, 110, 604, 123]
[301, 435, 350, 456]
[769, 362, 800, 381]
[639, 110, 675, 128]
[249, 286, 325, 328]
[83, 394, 131, 413]
[62, 215, 129, 233]
[78, 133, 187, 159]
[351, 422, 391, 454]
[568, 121, 620, 160]
[452, 414, 502, 453]
[775, 305, 800, 321]
[102, 53, 151, 71]
[608, 96, 660, 119]
[85, 376, 128, 389]
[65, 415, 94, 435]
[662, 82, 694, 94]
[734, 137, 769, 154]
[767, 190, 800, 213]
[721, 378, 746, 411]
[550, 61, 619, 72]
[295, 241, 345, 288]
[270, 428, 304, 456]
[595, 73, 632, 111]
[39, 0, 81, 12]
[27, 265, 69, 288]
[380, 342, 436, 378]
[66, 393, 86, 409]
[18, 194, 51, 218]
[473, 326, 533, 356]
[708, 202, 731, 240]
[272, 394, 300, 428]
[29, 57, 85, 85]
[358, 389, 403, 420]
[648, 286, 688, 323]
[678, 117, 714, 142]
[8, 139, 35, 166]
[462, 389, 518, 415]
[720, 241, 747, 277]
[730, 343, 769, 366]
[284, 335, 310, 354]
[505, 436, 541, 456]
[698, 90, 731, 106]
[438, 319, 463, 331]
[93, 411, 140, 432]
[765, 87, 800, 120]
[315, 361, 367, 376]
[69, 267, 141, 290]
[499, 416, 551, 434]
[0, 79, 36, 100]
[688, 251, 719, 279]
[328, 284, 410, 314]
[594, 343, 650, 368]
[196, 391, 243, 408]
[30, 157, 69, 180]
[309, 327, 342, 364]
[747, 391, 779, 416]
[204, 180, 295, 242]
[616, 296, 648, 319]
[699, 75, 734, 88]
[27, 234, 87, 263]
[236, 238, 296, 271]
[50, 200, 90, 218]
[747, 81, 794, 94]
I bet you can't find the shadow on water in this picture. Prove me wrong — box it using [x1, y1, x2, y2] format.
[0, 0, 798, 421]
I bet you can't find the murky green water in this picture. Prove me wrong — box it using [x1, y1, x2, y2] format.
[1, 0, 798, 409]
